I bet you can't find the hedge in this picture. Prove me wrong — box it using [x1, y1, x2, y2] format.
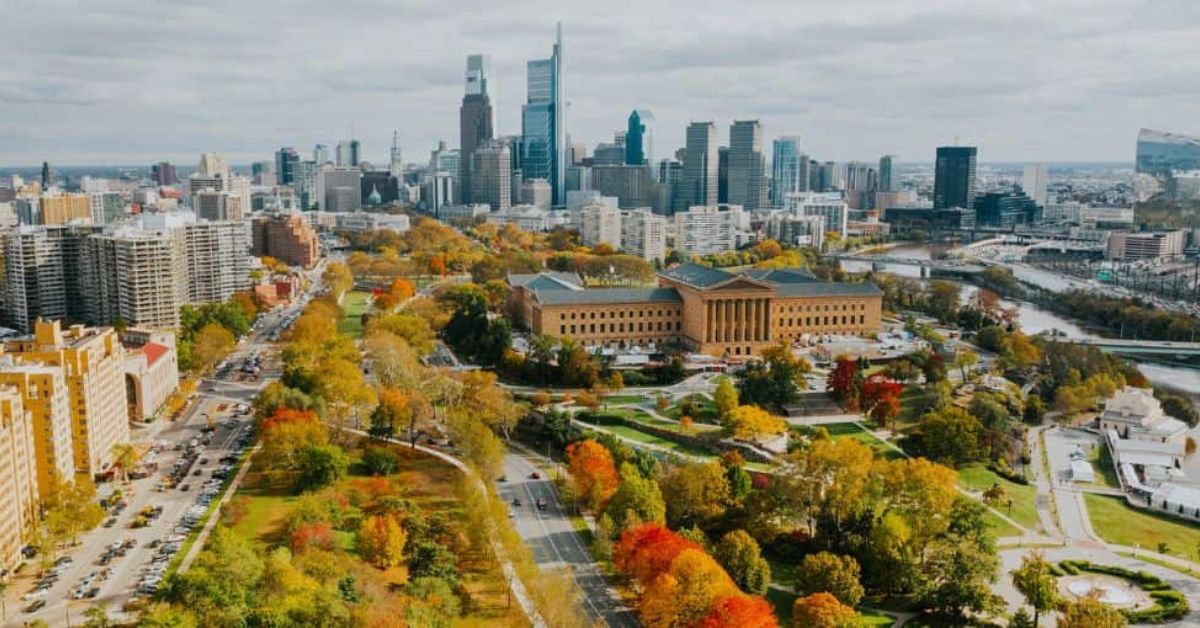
[1057, 560, 1189, 623]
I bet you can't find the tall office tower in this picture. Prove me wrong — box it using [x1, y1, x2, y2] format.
[275, 147, 300, 185]
[425, 172, 454, 215]
[844, 162, 877, 209]
[41, 162, 51, 189]
[314, 144, 331, 165]
[654, 159, 682, 214]
[785, 191, 849, 236]
[294, 161, 318, 209]
[251, 161, 275, 186]
[878, 155, 896, 193]
[933, 146, 978, 210]
[2, 226, 100, 332]
[678, 122, 718, 212]
[460, 54, 495, 205]
[89, 191, 125, 225]
[183, 220, 252, 304]
[197, 152, 230, 178]
[569, 142, 587, 165]
[0, 360, 73, 496]
[717, 147, 729, 203]
[321, 167, 363, 212]
[621, 208, 667, 263]
[1022, 163, 1049, 206]
[0, 386, 38, 568]
[471, 141, 512, 212]
[152, 162, 178, 186]
[39, 193, 92, 225]
[5, 321, 130, 478]
[565, 165, 592, 193]
[727, 120, 768, 210]
[592, 138, 626, 166]
[389, 132, 404, 177]
[579, 202, 622, 249]
[772, 136, 803, 206]
[336, 140, 361, 167]
[521, 23, 565, 205]
[808, 158, 821, 192]
[81, 227, 189, 329]
[626, 110, 655, 167]
[592, 165, 653, 208]
[193, 191, 245, 221]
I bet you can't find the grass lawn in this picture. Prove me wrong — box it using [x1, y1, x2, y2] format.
[583, 423, 717, 460]
[337, 290, 372, 338]
[819, 422, 903, 460]
[957, 464, 1039, 532]
[1087, 442, 1119, 489]
[1085, 494, 1200, 560]
[665, 393, 718, 424]
[603, 394, 647, 405]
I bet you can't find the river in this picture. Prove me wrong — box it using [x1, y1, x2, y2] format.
[843, 243, 1200, 395]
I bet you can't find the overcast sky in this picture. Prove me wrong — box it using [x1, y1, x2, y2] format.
[2, 0, 1197, 167]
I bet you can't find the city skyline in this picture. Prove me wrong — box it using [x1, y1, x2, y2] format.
[2, 0, 1199, 165]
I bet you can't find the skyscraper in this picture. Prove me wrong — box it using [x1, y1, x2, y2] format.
[152, 162, 178, 186]
[727, 120, 768, 210]
[471, 141, 512, 212]
[1022, 163, 1049, 206]
[626, 110, 655, 167]
[275, 147, 300, 185]
[521, 24, 565, 205]
[678, 122, 718, 212]
[389, 132, 404, 177]
[314, 144, 330, 165]
[336, 140, 360, 167]
[460, 54, 495, 206]
[933, 146, 977, 210]
[771, 136, 803, 206]
[878, 155, 896, 193]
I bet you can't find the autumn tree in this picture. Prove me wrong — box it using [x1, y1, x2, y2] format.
[792, 592, 859, 628]
[290, 522, 335, 554]
[603, 463, 666, 531]
[795, 552, 864, 607]
[566, 439, 620, 511]
[191, 323, 235, 374]
[658, 460, 731, 528]
[907, 405, 984, 467]
[860, 376, 902, 428]
[613, 523, 702, 587]
[1056, 592, 1127, 627]
[357, 514, 408, 569]
[697, 595, 779, 628]
[725, 405, 788, 441]
[826, 356, 864, 411]
[368, 388, 410, 441]
[323, 261, 354, 301]
[713, 378, 738, 419]
[639, 549, 739, 628]
[1010, 552, 1059, 626]
[713, 529, 771, 595]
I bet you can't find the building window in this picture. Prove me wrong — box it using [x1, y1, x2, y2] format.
[570, 325, 576, 334]
[590, 324, 595, 333]
[560, 325, 565, 334]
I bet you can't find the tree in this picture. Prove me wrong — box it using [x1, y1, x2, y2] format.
[43, 477, 105, 546]
[860, 376, 902, 428]
[566, 439, 620, 512]
[361, 446, 399, 476]
[1057, 592, 1128, 627]
[826, 356, 863, 410]
[639, 549, 739, 628]
[782, 438, 875, 537]
[697, 595, 779, 628]
[289, 521, 335, 554]
[884, 358, 920, 384]
[1010, 552, 1059, 626]
[408, 541, 460, 584]
[792, 592, 859, 628]
[918, 533, 1002, 621]
[909, 405, 984, 467]
[368, 388, 410, 441]
[714, 378, 738, 419]
[83, 603, 114, 628]
[604, 463, 666, 531]
[658, 460, 731, 528]
[112, 442, 141, 484]
[357, 515, 408, 568]
[315, 358, 377, 435]
[955, 348, 980, 381]
[725, 405, 788, 441]
[322, 261, 354, 301]
[794, 552, 864, 607]
[613, 523, 702, 586]
[296, 444, 349, 491]
[191, 323, 235, 374]
[714, 530, 771, 595]
[981, 482, 1007, 508]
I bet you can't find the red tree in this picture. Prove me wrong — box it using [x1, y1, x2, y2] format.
[290, 521, 335, 554]
[826, 357, 863, 410]
[613, 523, 702, 586]
[697, 595, 780, 628]
[861, 375, 902, 427]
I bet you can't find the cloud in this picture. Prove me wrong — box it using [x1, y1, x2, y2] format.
[0, 0, 1196, 165]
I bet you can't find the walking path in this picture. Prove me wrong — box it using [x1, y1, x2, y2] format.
[177, 444, 261, 573]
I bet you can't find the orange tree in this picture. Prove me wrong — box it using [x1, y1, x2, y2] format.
[565, 439, 619, 511]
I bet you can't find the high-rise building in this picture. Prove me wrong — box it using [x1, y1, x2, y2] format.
[471, 141, 512, 212]
[336, 140, 361, 167]
[974, 190, 1042, 228]
[40, 162, 51, 189]
[1022, 163, 1049, 207]
[81, 226, 188, 329]
[626, 110, 655, 167]
[621, 208, 667, 263]
[678, 122, 718, 212]
[88, 191, 125, 225]
[0, 360, 72, 496]
[151, 162, 178, 186]
[591, 164, 653, 208]
[197, 152, 230, 179]
[521, 24, 565, 205]
[460, 54, 495, 205]
[294, 161, 318, 209]
[4, 321, 130, 479]
[727, 120, 768, 210]
[772, 136, 803, 206]
[878, 155, 896, 193]
[785, 192, 849, 236]
[252, 214, 319, 269]
[321, 167, 363, 212]
[674, 205, 742, 257]
[39, 193, 92, 225]
[717, 147, 729, 204]
[193, 191, 245, 221]
[579, 202, 622, 249]
[389, 132, 404, 177]
[3, 226, 100, 332]
[0, 385, 38, 568]
[933, 146, 977, 210]
[275, 147, 300, 186]
[520, 179, 553, 210]
[314, 144, 331, 165]
[183, 221, 252, 304]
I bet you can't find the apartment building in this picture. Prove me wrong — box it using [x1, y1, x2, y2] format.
[39, 193, 92, 225]
[183, 221, 252, 304]
[251, 213, 319, 268]
[784, 192, 849, 236]
[621, 208, 667, 263]
[4, 321, 130, 478]
[673, 205, 744, 257]
[2, 226, 101, 332]
[0, 359, 73, 495]
[579, 202, 622, 249]
[81, 228, 189, 329]
[0, 387, 38, 569]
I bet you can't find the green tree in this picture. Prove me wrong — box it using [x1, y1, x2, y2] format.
[713, 529, 771, 595]
[361, 446, 399, 476]
[794, 551, 864, 607]
[713, 378, 738, 419]
[296, 444, 349, 491]
[909, 405, 984, 466]
[408, 541, 460, 584]
[1010, 552, 1060, 626]
[657, 460, 731, 528]
[604, 463, 666, 531]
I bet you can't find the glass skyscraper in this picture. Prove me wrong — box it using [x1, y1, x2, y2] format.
[771, 136, 802, 207]
[460, 54, 494, 205]
[933, 146, 977, 210]
[626, 110, 654, 167]
[521, 24, 565, 205]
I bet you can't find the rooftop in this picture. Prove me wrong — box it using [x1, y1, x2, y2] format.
[534, 287, 682, 306]
[508, 271, 583, 291]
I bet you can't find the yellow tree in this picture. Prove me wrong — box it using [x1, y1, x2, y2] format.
[191, 323, 235, 374]
[792, 592, 859, 628]
[640, 549, 739, 628]
[111, 443, 142, 484]
[713, 378, 739, 420]
[315, 358, 377, 436]
[357, 515, 408, 569]
[725, 405, 787, 441]
[322, 261, 354, 301]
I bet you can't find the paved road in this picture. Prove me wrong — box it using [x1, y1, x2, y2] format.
[497, 452, 638, 628]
